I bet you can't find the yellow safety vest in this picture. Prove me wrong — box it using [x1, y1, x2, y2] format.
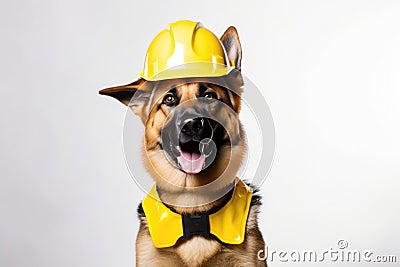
[142, 179, 253, 248]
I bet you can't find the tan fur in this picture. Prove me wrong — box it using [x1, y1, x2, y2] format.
[176, 237, 222, 266]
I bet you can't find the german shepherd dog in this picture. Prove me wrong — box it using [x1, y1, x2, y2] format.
[100, 26, 267, 266]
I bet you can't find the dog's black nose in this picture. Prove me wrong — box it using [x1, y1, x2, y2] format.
[181, 118, 204, 136]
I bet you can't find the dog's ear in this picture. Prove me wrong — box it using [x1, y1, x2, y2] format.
[99, 78, 151, 123]
[220, 26, 242, 71]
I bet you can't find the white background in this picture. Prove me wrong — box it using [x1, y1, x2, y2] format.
[1, 0, 399, 266]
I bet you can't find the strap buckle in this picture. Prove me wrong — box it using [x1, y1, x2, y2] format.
[182, 213, 210, 238]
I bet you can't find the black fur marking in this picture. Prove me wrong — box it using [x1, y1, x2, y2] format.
[198, 84, 208, 95]
[244, 181, 263, 206]
[221, 87, 235, 110]
[137, 202, 145, 217]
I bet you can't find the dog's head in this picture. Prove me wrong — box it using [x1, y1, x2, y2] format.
[100, 26, 246, 196]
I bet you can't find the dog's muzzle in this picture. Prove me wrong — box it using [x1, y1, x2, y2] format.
[162, 109, 223, 174]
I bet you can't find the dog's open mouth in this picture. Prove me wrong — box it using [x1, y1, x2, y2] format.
[177, 141, 205, 174]
[162, 116, 224, 175]
[171, 139, 215, 174]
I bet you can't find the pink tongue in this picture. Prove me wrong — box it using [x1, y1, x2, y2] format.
[177, 151, 206, 174]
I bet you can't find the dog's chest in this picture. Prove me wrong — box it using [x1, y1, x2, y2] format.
[175, 236, 221, 267]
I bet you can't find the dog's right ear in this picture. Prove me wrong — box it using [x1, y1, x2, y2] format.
[220, 26, 242, 71]
[99, 78, 151, 123]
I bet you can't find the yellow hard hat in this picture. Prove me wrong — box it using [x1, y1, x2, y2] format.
[139, 20, 235, 81]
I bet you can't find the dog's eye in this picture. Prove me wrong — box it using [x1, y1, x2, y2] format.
[204, 92, 217, 101]
[162, 93, 176, 106]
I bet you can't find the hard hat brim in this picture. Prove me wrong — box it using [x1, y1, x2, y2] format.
[140, 62, 235, 81]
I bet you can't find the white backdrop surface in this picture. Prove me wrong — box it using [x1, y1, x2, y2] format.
[0, 0, 399, 266]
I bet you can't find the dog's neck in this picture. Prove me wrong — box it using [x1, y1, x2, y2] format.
[156, 180, 236, 214]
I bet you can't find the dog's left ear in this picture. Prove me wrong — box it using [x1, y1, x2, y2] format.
[220, 26, 242, 71]
[99, 78, 152, 123]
